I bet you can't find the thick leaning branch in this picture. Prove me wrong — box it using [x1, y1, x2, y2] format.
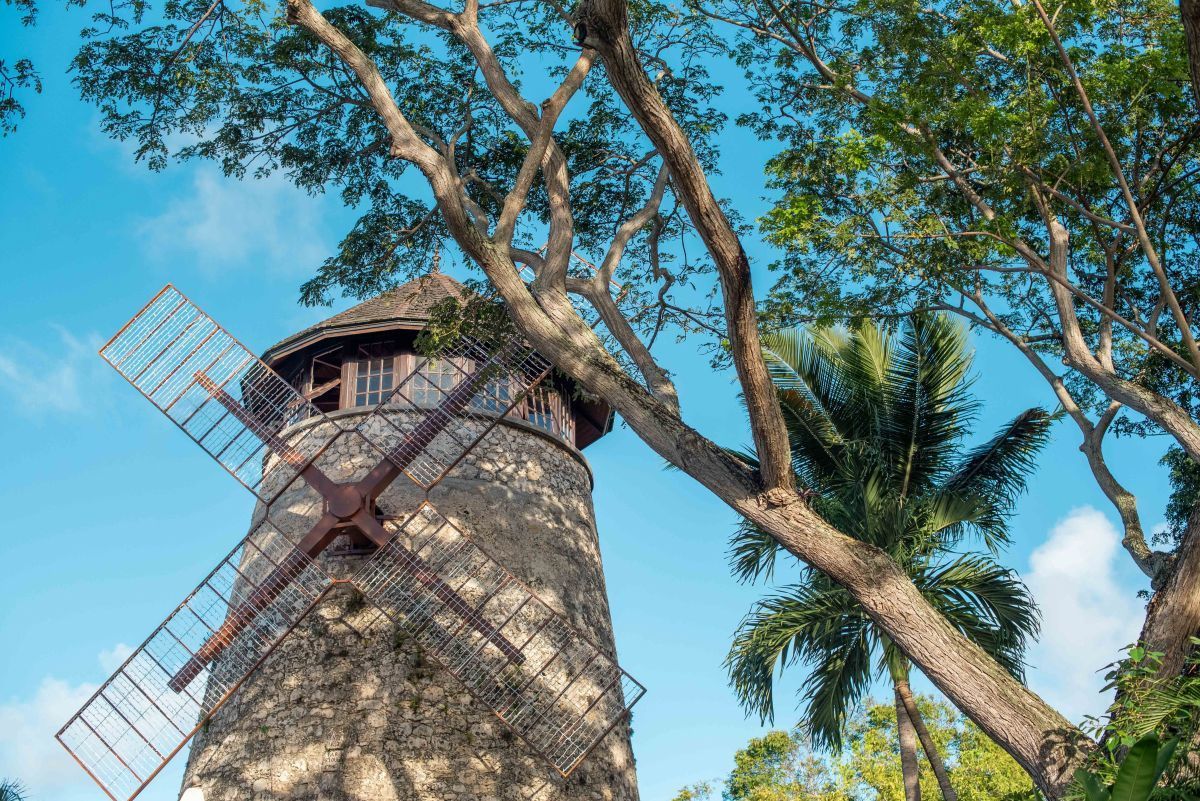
[574, 0, 796, 496]
[293, 2, 1089, 794]
[485, 265, 1083, 797]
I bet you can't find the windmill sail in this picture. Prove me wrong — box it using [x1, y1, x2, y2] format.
[65, 285, 643, 799]
[355, 334, 553, 488]
[100, 285, 340, 502]
[57, 519, 332, 801]
[354, 505, 645, 777]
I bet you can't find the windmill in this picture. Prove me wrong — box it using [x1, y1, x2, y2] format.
[57, 283, 644, 801]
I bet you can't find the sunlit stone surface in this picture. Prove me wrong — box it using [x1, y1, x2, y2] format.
[179, 410, 639, 801]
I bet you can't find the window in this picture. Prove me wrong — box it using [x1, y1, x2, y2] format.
[352, 344, 397, 407]
[472, 375, 513, 413]
[526, 387, 557, 434]
[411, 358, 457, 406]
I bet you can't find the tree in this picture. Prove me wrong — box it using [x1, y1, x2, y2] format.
[697, 0, 1200, 685]
[725, 315, 1044, 801]
[0, 779, 27, 801]
[670, 698, 1036, 801]
[840, 698, 1037, 801]
[70, 0, 1091, 792]
[1, 0, 41, 134]
[725, 730, 844, 801]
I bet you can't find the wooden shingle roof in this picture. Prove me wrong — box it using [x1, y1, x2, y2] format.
[262, 272, 467, 365]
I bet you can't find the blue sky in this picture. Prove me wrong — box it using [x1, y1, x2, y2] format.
[0, 5, 1173, 800]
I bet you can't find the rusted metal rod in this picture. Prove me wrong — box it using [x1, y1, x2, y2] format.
[355, 340, 519, 499]
[350, 510, 525, 664]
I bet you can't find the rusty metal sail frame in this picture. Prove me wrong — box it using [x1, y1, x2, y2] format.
[57, 285, 645, 801]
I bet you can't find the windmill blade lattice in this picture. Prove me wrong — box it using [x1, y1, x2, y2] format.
[100, 285, 339, 502]
[57, 520, 332, 801]
[355, 505, 645, 776]
[355, 335, 553, 489]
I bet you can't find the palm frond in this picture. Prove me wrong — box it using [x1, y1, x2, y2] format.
[725, 578, 873, 747]
[0, 780, 28, 801]
[946, 408, 1053, 536]
[729, 314, 1041, 753]
[915, 554, 1040, 679]
[762, 327, 861, 489]
[889, 489, 992, 556]
[881, 313, 975, 500]
[730, 518, 785, 584]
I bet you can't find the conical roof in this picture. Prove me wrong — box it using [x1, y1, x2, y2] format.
[263, 272, 467, 365]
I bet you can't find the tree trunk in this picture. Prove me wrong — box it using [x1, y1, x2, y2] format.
[1182, 0, 1200, 114]
[895, 676, 959, 801]
[896, 686, 923, 801]
[573, 0, 796, 496]
[1139, 504, 1200, 677]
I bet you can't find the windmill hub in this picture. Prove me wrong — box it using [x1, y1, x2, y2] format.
[328, 483, 364, 520]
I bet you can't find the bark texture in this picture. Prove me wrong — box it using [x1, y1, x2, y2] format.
[896, 676, 958, 801]
[1182, 0, 1200, 113]
[895, 688, 922, 801]
[1139, 505, 1200, 677]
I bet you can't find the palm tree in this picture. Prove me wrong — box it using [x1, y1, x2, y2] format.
[726, 314, 1048, 801]
[0, 780, 27, 801]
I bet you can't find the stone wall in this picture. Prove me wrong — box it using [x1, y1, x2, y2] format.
[179, 410, 640, 801]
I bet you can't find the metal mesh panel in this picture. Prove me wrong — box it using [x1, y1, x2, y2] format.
[100, 285, 339, 501]
[57, 520, 332, 801]
[355, 335, 553, 488]
[354, 506, 645, 776]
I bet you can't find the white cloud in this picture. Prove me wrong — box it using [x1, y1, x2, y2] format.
[0, 327, 107, 417]
[0, 645, 143, 796]
[139, 170, 329, 276]
[1025, 506, 1144, 724]
[0, 676, 97, 794]
[98, 643, 134, 673]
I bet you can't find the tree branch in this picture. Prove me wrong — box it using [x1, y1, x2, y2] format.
[576, 0, 796, 495]
[1030, 0, 1200, 372]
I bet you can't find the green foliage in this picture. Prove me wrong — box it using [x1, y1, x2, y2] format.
[840, 697, 1038, 801]
[672, 697, 1037, 801]
[0, 56, 40, 133]
[672, 782, 717, 801]
[724, 730, 843, 801]
[2, 0, 43, 135]
[726, 315, 1046, 750]
[1077, 643, 1200, 797]
[418, 286, 516, 358]
[66, 0, 729, 353]
[707, 0, 1199, 446]
[1074, 735, 1177, 801]
[1160, 448, 1200, 549]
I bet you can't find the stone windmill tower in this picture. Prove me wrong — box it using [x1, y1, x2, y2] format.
[56, 273, 642, 801]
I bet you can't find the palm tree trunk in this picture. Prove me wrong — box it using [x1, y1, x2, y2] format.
[895, 685, 922, 801]
[895, 676, 959, 801]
